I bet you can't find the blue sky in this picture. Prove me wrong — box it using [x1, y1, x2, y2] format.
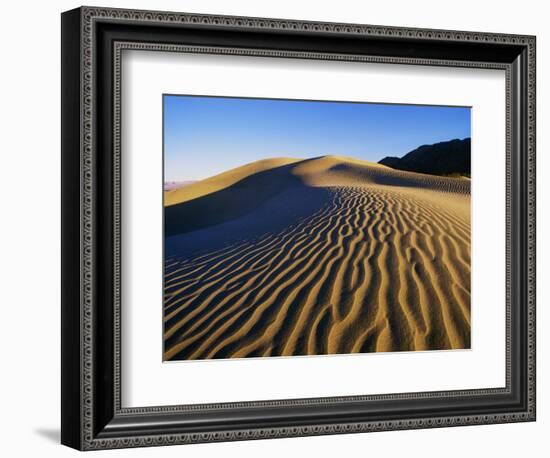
[164, 95, 471, 181]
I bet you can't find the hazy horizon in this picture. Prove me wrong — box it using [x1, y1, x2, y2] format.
[164, 95, 471, 182]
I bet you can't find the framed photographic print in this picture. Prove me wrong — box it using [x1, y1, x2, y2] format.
[61, 6, 536, 450]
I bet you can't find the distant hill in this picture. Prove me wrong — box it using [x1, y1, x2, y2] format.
[379, 138, 471, 177]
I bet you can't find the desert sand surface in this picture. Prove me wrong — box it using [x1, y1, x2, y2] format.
[163, 156, 471, 361]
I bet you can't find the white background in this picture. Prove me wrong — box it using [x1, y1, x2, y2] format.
[123, 52, 505, 406]
[0, 0, 546, 457]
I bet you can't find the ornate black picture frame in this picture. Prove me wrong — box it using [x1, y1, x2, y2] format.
[61, 6, 536, 450]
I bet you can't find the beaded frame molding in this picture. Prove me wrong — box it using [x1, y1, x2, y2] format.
[61, 6, 536, 450]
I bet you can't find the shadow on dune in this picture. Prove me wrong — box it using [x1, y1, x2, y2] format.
[165, 160, 333, 259]
[165, 161, 306, 237]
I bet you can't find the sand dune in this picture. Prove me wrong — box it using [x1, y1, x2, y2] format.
[164, 156, 471, 361]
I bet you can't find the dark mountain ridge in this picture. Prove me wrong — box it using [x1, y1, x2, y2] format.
[379, 138, 471, 176]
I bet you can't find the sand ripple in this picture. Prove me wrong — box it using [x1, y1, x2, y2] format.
[164, 174, 470, 360]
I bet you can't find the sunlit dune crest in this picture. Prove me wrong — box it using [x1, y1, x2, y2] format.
[163, 155, 471, 361]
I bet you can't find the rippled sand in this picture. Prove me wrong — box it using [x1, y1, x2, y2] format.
[163, 156, 470, 361]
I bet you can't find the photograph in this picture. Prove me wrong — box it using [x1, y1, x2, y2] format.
[163, 95, 472, 361]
